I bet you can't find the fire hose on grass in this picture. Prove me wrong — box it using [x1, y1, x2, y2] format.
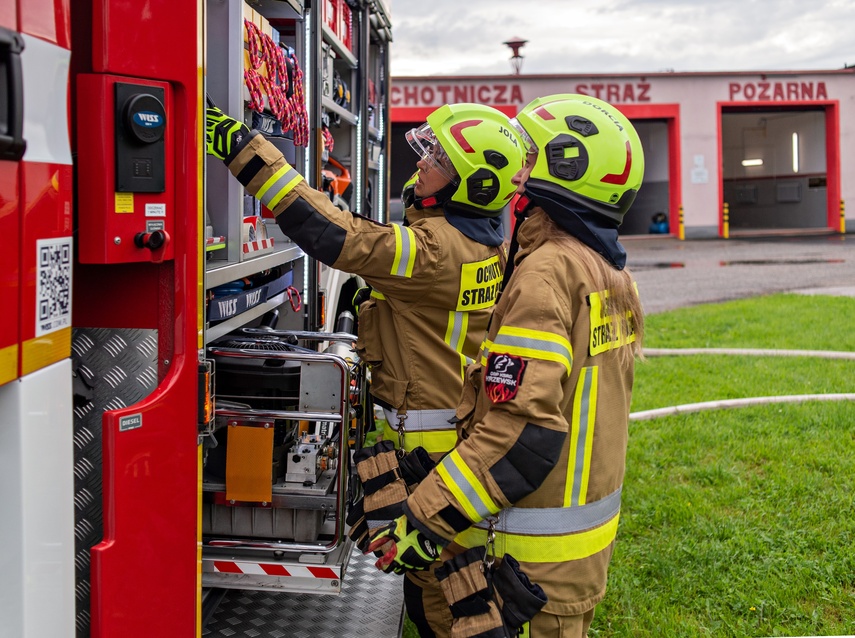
[631, 347, 855, 421]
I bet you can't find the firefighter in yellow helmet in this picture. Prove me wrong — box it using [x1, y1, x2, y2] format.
[367, 94, 646, 637]
[206, 102, 526, 637]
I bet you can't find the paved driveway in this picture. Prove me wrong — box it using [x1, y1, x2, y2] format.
[624, 235, 855, 315]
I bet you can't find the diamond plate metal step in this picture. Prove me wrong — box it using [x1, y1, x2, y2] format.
[202, 547, 404, 637]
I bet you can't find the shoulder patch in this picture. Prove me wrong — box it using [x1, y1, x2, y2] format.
[484, 353, 526, 403]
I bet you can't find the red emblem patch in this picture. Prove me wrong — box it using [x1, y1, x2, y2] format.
[484, 353, 526, 403]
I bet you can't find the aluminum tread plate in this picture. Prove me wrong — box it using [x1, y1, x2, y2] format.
[203, 548, 404, 637]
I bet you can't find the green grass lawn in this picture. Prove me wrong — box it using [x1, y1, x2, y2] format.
[404, 294, 855, 637]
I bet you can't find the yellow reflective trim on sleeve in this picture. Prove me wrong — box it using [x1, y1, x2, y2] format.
[492, 326, 572, 375]
[565, 367, 599, 507]
[256, 165, 290, 201]
[370, 289, 386, 300]
[437, 450, 500, 522]
[479, 338, 493, 366]
[391, 224, 417, 278]
[456, 255, 502, 311]
[453, 511, 620, 563]
[266, 173, 304, 209]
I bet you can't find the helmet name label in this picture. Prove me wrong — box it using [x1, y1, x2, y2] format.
[457, 256, 503, 311]
[582, 101, 623, 132]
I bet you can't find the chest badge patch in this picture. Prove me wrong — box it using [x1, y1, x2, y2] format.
[485, 353, 526, 403]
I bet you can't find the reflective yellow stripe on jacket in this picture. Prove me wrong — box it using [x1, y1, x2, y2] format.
[380, 407, 458, 454]
[445, 310, 472, 380]
[436, 449, 501, 521]
[391, 224, 416, 278]
[454, 487, 622, 563]
[257, 165, 303, 209]
[566, 366, 598, 506]
[480, 326, 573, 375]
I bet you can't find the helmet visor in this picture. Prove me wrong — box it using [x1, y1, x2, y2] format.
[509, 118, 538, 156]
[406, 122, 458, 182]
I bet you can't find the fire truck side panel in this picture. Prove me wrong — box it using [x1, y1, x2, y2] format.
[76, 75, 176, 265]
[0, 16, 19, 387]
[91, 0, 200, 83]
[0, 359, 75, 638]
[0, 161, 19, 385]
[91, 368, 199, 638]
[70, 0, 204, 635]
[18, 0, 70, 50]
[18, 30, 73, 376]
[0, 3, 14, 31]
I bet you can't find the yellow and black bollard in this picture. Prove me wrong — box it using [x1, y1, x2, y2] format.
[722, 202, 730, 239]
[678, 205, 685, 240]
[840, 200, 846, 234]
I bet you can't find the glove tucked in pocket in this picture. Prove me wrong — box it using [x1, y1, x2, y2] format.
[492, 554, 548, 632]
[435, 547, 508, 638]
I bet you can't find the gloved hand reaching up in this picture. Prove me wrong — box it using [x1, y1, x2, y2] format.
[205, 106, 249, 160]
[366, 513, 441, 574]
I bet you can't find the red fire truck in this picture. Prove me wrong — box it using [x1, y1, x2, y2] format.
[1, 0, 397, 636]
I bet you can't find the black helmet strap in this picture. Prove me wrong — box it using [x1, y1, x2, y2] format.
[496, 194, 535, 306]
[411, 178, 459, 210]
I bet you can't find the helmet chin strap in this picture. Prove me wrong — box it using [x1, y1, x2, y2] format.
[410, 179, 458, 210]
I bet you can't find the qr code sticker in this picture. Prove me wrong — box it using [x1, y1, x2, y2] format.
[36, 237, 73, 337]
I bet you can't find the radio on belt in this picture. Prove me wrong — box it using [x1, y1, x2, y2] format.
[115, 83, 166, 193]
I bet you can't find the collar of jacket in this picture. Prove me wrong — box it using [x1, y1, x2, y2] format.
[523, 184, 627, 270]
[403, 206, 504, 247]
[403, 205, 444, 226]
[443, 212, 504, 247]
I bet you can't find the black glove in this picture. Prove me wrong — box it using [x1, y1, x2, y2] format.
[345, 497, 370, 552]
[205, 106, 249, 160]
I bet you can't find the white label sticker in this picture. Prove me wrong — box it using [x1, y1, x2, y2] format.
[35, 237, 73, 336]
[146, 203, 167, 217]
[119, 413, 143, 432]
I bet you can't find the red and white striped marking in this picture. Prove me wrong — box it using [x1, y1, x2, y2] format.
[204, 560, 339, 580]
[242, 237, 275, 255]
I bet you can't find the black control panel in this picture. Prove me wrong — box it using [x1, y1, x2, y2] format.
[114, 82, 166, 192]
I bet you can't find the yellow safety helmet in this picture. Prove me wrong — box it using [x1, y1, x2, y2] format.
[513, 94, 644, 226]
[406, 103, 525, 216]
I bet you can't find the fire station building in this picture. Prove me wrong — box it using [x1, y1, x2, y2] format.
[389, 70, 855, 238]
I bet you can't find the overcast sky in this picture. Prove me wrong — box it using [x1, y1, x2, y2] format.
[389, 0, 854, 77]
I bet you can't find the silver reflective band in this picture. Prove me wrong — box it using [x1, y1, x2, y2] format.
[393, 226, 415, 277]
[571, 368, 596, 507]
[440, 453, 495, 520]
[259, 166, 301, 208]
[493, 333, 572, 365]
[383, 407, 456, 432]
[474, 487, 622, 535]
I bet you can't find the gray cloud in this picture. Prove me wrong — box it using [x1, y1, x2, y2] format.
[390, 0, 855, 76]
